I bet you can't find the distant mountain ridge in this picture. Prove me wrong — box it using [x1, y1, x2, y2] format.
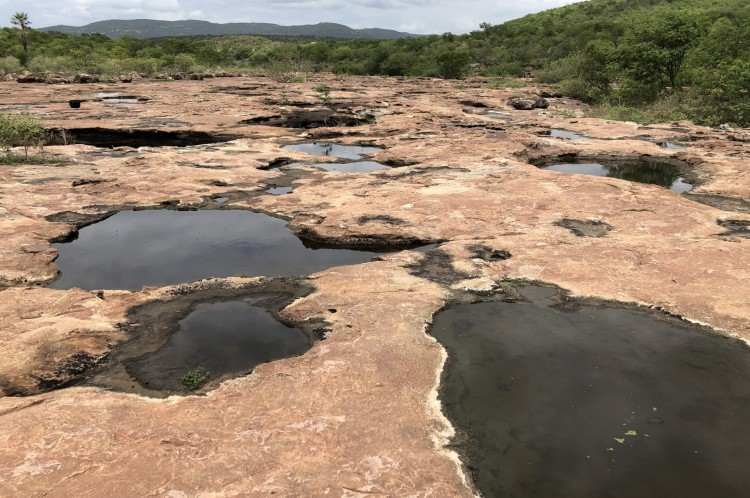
[40, 19, 419, 40]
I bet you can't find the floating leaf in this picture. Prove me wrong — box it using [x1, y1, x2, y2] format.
[614, 438, 625, 444]
[625, 430, 637, 436]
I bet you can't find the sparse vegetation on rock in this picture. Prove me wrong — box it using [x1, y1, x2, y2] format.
[180, 366, 210, 390]
[0, 112, 47, 161]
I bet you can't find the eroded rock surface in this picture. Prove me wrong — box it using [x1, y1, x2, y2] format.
[0, 75, 749, 496]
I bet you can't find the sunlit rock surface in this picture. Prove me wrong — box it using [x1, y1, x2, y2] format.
[0, 75, 748, 496]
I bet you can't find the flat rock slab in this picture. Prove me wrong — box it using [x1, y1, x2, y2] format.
[0, 75, 748, 496]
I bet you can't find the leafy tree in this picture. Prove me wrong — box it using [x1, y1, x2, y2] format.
[10, 12, 30, 54]
[578, 40, 616, 96]
[618, 11, 703, 91]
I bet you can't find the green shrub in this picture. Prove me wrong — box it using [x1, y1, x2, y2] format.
[180, 366, 210, 390]
[27, 55, 76, 74]
[436, 49, 472, 79]
[314, 84, 331, 104]
[480, 62, 526, 78]
[585, 93, 689, 125]
[0, 56, 21, 75]
[0, 113, 46, 159]
[536, 54, 581, 83]
[171, 53, 200, 73]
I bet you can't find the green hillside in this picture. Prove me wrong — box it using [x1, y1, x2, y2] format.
[473, 0, 749, 66]
[40, 19, 417, 40]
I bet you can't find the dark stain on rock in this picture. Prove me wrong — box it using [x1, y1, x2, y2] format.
[36, 351, 110, 391]
[469, 245, 512, 262]
[685, 193, 750, 213]
[261, 157, 294, 170]
[381, 158, 420, 167]
[378, 166, 469, 179]
[0, 377, 30, 397]
[356, 215, 409, 226]
[72, 178, 109, 187]
[45, 210, 120, 236]
[718, 219, 750, 238]
[555, 219, 613, 238]
[459, 100, 489, 108]
[405, 250, 472, 286]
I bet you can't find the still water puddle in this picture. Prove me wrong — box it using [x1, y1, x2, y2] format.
[282, 142, 380, 160]
[265, 186, 293, 195]
[432, 287, 750, 498]
[129, 300, 309, 391]
[285, 161, 389, 173]
[551, 129, 588, 140]
[540, 159, 693, 192]
[50, 210, 386, 290]
[660, 142, 687, 149]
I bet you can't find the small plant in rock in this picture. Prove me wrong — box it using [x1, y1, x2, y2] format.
[0, 112, 47, 161]
[180, 366, 210, 391]
[314, 84, 332, 104]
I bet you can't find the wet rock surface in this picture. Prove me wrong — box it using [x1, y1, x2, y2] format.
[0, 75, 749, 496]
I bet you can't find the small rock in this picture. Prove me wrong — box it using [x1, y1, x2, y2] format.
[508, 96, 548, 110]
[74, 74, 98, 84]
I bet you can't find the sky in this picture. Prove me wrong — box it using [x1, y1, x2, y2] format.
[3, 0, 583, 35]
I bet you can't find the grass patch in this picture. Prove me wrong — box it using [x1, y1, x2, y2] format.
[0, 155, 64, 165]
[483, 77, 527, 89]
[583, 99, 689, 125]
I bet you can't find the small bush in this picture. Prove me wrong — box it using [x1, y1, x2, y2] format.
[436, 49, 472, 79]
[0, 56, 22, 75]
[314, 84, 331, 104]
[27, 56, 76, 74]
[536, 54, 581, 84]
[0, 113, 47, 159]
[584, 93, 689, 125]
[180, 366, 210, 390]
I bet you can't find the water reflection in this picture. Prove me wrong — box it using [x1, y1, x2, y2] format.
[541, 159, 693, 192]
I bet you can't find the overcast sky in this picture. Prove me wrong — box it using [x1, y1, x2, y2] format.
[3, 0, 583, 34]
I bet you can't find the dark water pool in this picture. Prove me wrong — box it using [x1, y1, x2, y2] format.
[50, 210, 385, 290]
[540, 159, 693, 193]
[282, 142, 380, 160]
[128, 300, 309, 391]
[431, 287, 750, 498]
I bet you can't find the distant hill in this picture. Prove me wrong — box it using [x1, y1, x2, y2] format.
[40, 19, 418, 40]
